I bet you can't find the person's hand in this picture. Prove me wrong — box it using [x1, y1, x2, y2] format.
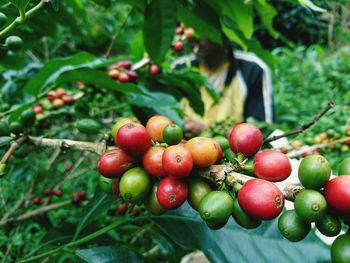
[184, 119, 208, 138]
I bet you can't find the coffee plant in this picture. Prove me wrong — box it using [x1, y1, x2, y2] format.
[1, 0, 349, 262]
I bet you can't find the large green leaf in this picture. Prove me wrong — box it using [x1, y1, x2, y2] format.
[177, 1, 222, 44]
[130, 87, 183, 128]
[221, 16, 275, 68]
[255, 1, 278, 38]
[56, 69, 142, 94]
[154, 203, 330, 263]
[143, 0, 177, 63]
[206, 0, 253, 39]
[76, 246, 144, 263]
[73, 192, 118, 241]
[22, 52, 105, 96]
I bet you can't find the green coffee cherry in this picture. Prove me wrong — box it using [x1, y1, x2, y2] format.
[5, 36, 23, 51]
[0, 12, 7, 28]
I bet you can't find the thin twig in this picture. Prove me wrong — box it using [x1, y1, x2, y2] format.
[198, 165, 303, 201]
[264, 100, 335, 145]
[0, 0, 46, 39]
[1, 187, 33, 222]
[0, 136, 27, 164]
[1, 226, 20, 263]
[287, 136, 350, 158]
[104, 7, 134, 58]
[28, 136, 106, 155]
[0, 200, 72, 227]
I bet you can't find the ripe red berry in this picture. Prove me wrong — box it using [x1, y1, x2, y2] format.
[32, 104, 43, 114]
[56, 88, 67, 98]
[116, 123, 151, 156]
[175, 26, 184, 35]
[157, 176, 188, 209]
[238, 178, 284, 220]
[142, 146, 166, 177]
[52, 98, 64, 109]
[324, 175, 350, 217]
[53, 189, 62, 197]
[125, 70, 138, 83]
[62, 95, 74, 105]
[149, 64, 160, 75]
[33, 197, 42, 205]
[44, 189, 53, 196]
[117, 72, 130, 83]
[214, 141, 223, 163]
[76, 81, 84, 87]
[162, 145, 193, 178]
[79, 191, 86, 200]
[47, 90, 58, 101]
[112, 178, 120, 196]
[65, 165, 73, 172]
[72, 192, 80, 204]
[117, 203, 128, 215]
[98, 148, 134, 178]
[253, 150, 292, 182]
[110, 61, 132, 70]
[172, 41, 183, 52]
[229, 123, 263, 157]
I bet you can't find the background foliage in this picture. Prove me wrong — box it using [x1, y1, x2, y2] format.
[0, 0, 350, 262]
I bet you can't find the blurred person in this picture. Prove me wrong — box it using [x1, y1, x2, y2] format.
[172, 37, 275, 138]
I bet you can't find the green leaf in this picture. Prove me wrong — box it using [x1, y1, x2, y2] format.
[143, 0, 177, 63]
[73, 192, 118, 241]
[177, 1, 222, 44]
[130, 87, 184, 128]
[0, 136, 13, 147]
[221, 16, 275, 68]
[206, 0, 253, 39]
[76, 246, 144, 263]
[130, 31, 144, 61]
[299, 0, 326, 12]
[255, 1, 278, 38]
[91, 0, 111, 7]
[7, 0, 30, 11]
[154, 203, 331, 263]
[50, 0, 59, 11]
[56, 69, 142, 94]
[23, 52, 105, 96]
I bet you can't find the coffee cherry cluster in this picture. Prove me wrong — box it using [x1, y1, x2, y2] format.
[97, 117, 293, 228]
[0, 12, 23, 52]
[96, 116, 350, 260]
[172, 23, 196, 53]
[107, 60, 138, 83]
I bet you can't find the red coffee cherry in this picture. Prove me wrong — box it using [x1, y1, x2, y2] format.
[162, 145, 193, 178]
[142, 146, 166, 177]
[62, 95, 74, 105]
[98, 148, 134, 178]
[238, 178, 285, 220]
[324, 175, 350, 217]
[115, 123, 151, 156]
[253, 150, 292, 182]
[172, 41, 183, 52]
[229, 123, 263, 157]
[156, 176, 188, 209]
[33, 197, 42, 205]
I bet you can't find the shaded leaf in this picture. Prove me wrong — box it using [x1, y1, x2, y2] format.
[153, 203, 330, 263]
[73, 192, 118, 240]
[76, 246, 144, 263]
[177, 1, 222, 44]
[143, 0, 177, 63]
[57, 69, 142, 94]
[50, 0, 59, 11]
[23, 52, 105, 96]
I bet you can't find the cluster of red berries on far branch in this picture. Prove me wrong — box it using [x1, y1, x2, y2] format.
[107, 60, 138, 83]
